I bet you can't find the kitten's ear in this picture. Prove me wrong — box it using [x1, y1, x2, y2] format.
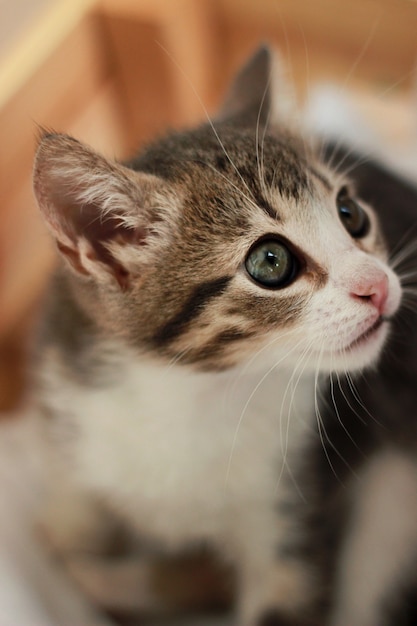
[33, 133, 168, 289]
[217, 45, 297, 125]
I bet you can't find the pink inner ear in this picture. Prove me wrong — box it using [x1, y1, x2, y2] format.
[78, 204, 150, 289]
[52, 197, 149, 289]
[79, 202, 145, 251]
[58, 198, 148, 263]
[56, 241, 90, 276]
[33, 133, 164, 288]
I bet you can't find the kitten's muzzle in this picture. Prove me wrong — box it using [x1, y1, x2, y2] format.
[346, 315, 386, 352]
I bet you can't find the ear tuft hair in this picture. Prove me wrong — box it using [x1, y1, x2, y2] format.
[33, 133, 169, 288]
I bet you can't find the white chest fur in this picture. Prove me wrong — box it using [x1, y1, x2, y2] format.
[45, 353, 314, 547]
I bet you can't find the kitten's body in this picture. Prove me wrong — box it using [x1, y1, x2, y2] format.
[32, 48, 404, 625]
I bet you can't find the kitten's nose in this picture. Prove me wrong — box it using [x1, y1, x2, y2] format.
[351, 272, 389, 314]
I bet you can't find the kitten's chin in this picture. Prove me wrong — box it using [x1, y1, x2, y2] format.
[319, 318, 390, 374]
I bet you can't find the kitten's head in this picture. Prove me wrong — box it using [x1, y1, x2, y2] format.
[33, 47, 401, 375]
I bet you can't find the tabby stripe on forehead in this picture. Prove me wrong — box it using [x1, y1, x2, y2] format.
[308, 166, 332, 191]
[249, 186, 277, 219]
[257, 196, 278, 220]
[240, 169, 279, 219]
[153, 277, 232, 347]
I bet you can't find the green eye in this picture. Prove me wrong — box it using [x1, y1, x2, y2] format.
[245, 239, 297, 288]
[337, 187, 370, 238]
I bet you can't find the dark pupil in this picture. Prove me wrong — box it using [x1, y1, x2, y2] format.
[266, 250, 277, 265]
[337, 190, 369, 238]
[246, 240, 294, 288]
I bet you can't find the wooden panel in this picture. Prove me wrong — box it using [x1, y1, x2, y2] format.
[216, 0, 417, 91]
[0, 322, 30, 412]
[68, 78, 129, 157]
[155, 0, 218, 124]
[0, 12, 116, 203]
[101, 0, 219, 144]
[101, 0, 417, 141]
[101, 0, 217, 91]
[100, 18, 176, 153]
[0, 0, 97, 109]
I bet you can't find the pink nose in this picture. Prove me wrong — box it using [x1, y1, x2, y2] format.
[351, 273, 389, 315]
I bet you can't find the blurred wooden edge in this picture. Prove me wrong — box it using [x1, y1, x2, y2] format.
[216, 0, 417, 83]
[100, 0, 218, 122]
[0, 0, 98, 111]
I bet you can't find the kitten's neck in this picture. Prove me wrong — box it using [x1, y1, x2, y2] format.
[110, 344, 316, 435]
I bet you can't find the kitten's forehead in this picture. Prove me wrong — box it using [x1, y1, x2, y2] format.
[134, 122, 333, 224]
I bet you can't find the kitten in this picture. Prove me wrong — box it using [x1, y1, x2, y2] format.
[306, 145, 417, 626]
[31, 46, 402, 626]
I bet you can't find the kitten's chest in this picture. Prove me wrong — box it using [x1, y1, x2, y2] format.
[52, 358, 313, 540]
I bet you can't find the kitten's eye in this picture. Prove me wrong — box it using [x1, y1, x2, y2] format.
[337, 188, 370, 238]
[245, 239, 296, 288]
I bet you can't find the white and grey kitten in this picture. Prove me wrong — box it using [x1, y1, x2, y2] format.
[31, 47, 402, 626]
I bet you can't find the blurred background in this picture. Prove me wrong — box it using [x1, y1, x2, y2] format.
[0, 0, 416, 412]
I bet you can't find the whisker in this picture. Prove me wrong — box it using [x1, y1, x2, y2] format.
[339, 18, 380, 93]
[344, 370, 385, 429]
[224, 327, 299, 407]
[276, 339, 315, 497]
[390, 235, 417, 271]
[255, 65, 273, 202]
[297, 24, 326, 165]
[376, 66, 417, 100]
[331, 368, 366, 453]
[196, 159, 264, 215]
[399, 292, 417, 316]
[160, 345, 195, 379]
[328, 148, 375, 182]
[224, 335, 306, 488]
[298, 22, 312, 113]
[401, 286, 417, 297]
[400, 273, 417, 287]
[316, 339, 361, 481]
[324, 16, 380, 170]
[334, 369, 366, 426]
[155, 40, 256, 202]
[313, 343, 342, 482]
